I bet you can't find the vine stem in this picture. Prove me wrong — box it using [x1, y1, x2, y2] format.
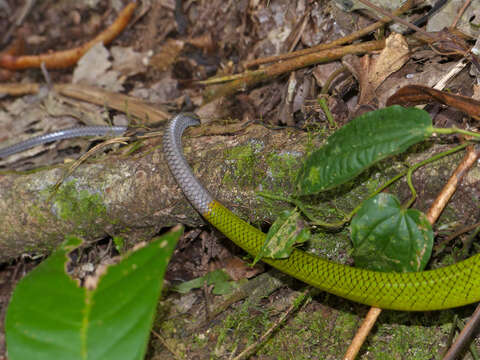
[433, 127, 480, 139]
[259, 142, 470, 228]
[404, 142, 470, 208]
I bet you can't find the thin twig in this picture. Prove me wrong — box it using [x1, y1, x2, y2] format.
[205, 40, 385, 102]
[0, 2, 137, 69]
[434, 221, 480, 256]
[243, 0, 414, 68]
[151, 329, 184, 360]
[355, 0, 435, 41]
[231, 289, 310, 360]
[441, 146, 480, 360]
[1, 0, 36, 46]
[343, 307, 382, 360]
[451, 0, 472, 29]
[443, 305, 480, 360]
[426, 145, 480, 224]
[52, 137, 129, 193]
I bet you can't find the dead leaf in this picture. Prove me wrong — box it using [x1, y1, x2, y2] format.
[72, 42, 124, 92]
[221, 257, 264, 281]
[343, 33, 409, 106]
[111, 46, 149, 77]
[368, 33, 409, 91]
[149, 39, 185, 72]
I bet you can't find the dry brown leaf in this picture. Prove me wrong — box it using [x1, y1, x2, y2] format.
[221, 257, 264, 281]
[367, 33, 409, 91]
[344, 33, 408, 106]
[149, 39, 185, 72]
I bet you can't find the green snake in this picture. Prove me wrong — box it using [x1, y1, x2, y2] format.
[163, 113, 480, 311]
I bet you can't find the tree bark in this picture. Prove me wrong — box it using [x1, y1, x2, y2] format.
[0, 124, 307, 261]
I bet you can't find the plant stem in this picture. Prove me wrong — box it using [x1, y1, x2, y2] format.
[433, 127, 480, 139]
[404, 143, 469, 208]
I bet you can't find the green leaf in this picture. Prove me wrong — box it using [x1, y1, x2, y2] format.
[172, 269, 236, 295]
[297, 106, 433, 195]
[113, 236, 125, 253]
[253, 209, 310, 265]
[351, 193, 433, 272]
[6, 230, 181, 360]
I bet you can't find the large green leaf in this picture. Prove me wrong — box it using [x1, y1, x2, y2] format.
[350, 193, 433, 272]
[297, 106, 433, 195]
[6, 230, 181, 360]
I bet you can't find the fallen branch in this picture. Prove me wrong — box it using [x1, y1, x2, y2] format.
[0, 83, 170, 123]
[243, 0, 413, 69]
[0, 124, 308, 262]
[204, 39, 385, 102]
[0, 2, 137, 70]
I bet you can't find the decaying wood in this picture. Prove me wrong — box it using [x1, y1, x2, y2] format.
[0, 124, 307, 261]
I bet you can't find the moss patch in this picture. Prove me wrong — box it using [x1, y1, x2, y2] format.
[264, 151, 302, 195]
[52, 180, 107, 234]
[223, 142, 263, 188]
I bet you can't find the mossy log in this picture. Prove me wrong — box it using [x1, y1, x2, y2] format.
[0, 124, 306, 261]
[1, 123, 478, 263]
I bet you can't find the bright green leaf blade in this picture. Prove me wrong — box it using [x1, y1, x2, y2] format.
[350, 193, 433, 272]
[86, 230, 180, 360]
[5, 236, 85, 360]
[297, 106, 433, 195]
[6, 230, 181, 360]
[253, 209, 310, 265]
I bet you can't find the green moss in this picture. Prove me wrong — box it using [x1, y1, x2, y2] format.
[366, 321, 448, 359]
[213, 300, 271, 357]
[159, 318, 177, 336]
[259, 308, 343, 359]
[223, 143, 262, 188]
[264, 151, 302, 194]
[26, 204, 49, 226]
[333, 311, 358, 339]
[52, 180, 107, 234]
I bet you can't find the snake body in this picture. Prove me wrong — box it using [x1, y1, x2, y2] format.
[0, 126, 127, 159]
[2, 115, 479, 311]
[163, 113, 480, 311]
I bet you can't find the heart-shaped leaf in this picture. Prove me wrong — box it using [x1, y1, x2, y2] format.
[351, 193, 433, 272]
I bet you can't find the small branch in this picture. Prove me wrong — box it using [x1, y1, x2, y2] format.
[443, 305, 480, 360]
[0, 83, 170, 123]
[232, 289, 309, 360]
[434, 221, 480, 256]
[0, 2, 137, 69]
[450, 0, 472, 29]
[243, 0, 414, 68]
[204, 40, 385, 102]
[441, 145, 480, 360]
[343, 307, 382, 360]
[426, 145, 480, 224]
[355, 0, 436, 41]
